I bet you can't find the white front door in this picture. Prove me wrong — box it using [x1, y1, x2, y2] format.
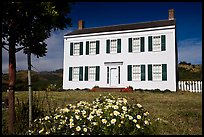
[110, 67, 118, 87]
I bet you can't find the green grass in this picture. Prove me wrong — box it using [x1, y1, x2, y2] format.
[2, 90, 202, 135]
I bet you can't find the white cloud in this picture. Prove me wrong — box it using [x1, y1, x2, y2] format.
[2, 28, 72, 73]
[177, 38, 202, 64]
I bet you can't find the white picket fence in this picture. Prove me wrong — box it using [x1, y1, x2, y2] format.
[178, 81, 202, 93]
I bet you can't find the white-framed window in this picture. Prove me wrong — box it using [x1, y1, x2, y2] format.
[72, 67, 79, 81]
[152, 64, 162, 81]
[89, 66, 96, 81]
[153, 36, 161, 51]
[73, 43, 80, 55]
[110, 39, 117, 53]
[132, 65, 141, 81]
[89, 41, 96, 55]
[132, 37, 140, 52]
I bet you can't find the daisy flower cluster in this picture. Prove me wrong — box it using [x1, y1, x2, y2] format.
[28, 94, 153, 135]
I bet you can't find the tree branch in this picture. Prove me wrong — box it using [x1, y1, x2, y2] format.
[2, 45, 9, 51]
[15, 47, 25, 52]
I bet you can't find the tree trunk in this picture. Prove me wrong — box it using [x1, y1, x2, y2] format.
[8, 35, 16, 134]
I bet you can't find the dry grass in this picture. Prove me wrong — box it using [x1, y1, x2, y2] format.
[2, 90, 202, 135]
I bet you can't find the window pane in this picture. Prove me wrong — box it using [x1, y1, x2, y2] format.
[153, 36, 161, 51]
[74, 43, 80, 55]
[132, 65, 141, 81]
[110, 39, 117, 53]
[89, 66, 96, 81]
[153, 64, 162, 81]
[89, 41, 96, 54]
[73, 67, 79, 81]
[132, 37, 140, 52]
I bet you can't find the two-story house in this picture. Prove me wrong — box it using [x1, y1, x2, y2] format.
[63, 9, 178, 91]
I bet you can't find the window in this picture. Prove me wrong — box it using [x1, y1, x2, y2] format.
[132, 38, 140, 52]
[127, 64, 145, 81]
[110, 39, 117, 53]
[152, 64, 162, 81]
[107, 39, 121, 53]
[86, 41, 100, 55]
[129, 37, 144, 52]
[149, 64, 167, 81]
[74, 43, 80, 55]
[89, 41, 96, 55]
[73, 67, 79, 81]
[70, 42, 83, 56]
[89, 66, 96, 81]
[85, 66, 100, 81]
[153, 36, 161, 51]
[132, 65, 141, 81]
[148, 35, 166, 52]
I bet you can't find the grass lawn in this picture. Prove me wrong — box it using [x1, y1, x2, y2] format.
[2, 90, 202, 135]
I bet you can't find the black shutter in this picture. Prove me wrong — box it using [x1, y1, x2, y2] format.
[118, 66, 120, 84]
[85, 66, 88, 81]
[80, 42, 83, 55]
[106, 40, 110, 53]
[70, 43, 73, 56]
[140, 37, 145, 52]
[96, 66, 100, 81]
[128, 38, 132, 52]
[161, 35, 166, 51]
[117, 39, 121, 53]
[96, 40, 100, 54]
[148, 64, 152, 81]
[69, 67, 72, 81]
[148, 36, 152, 51]
[127, 65, 132, 81]
[86, 41, 89, 55]
[141, 65, 145, 81]
[162, 64, 167, 81]
[79, 66, 83, 81]
[107, 67, 109, 84]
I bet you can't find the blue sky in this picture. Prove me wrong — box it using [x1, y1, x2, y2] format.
[2, 2, 202, 73]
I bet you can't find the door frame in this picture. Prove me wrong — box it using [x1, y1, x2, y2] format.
[104, 61, 123, 87]
[110, 67, 118, 87]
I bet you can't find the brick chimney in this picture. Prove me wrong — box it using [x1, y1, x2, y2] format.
[78, 20, 84, 30]
[168, 9, 174, 20]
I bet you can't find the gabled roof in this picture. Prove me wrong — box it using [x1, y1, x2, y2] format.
[64, 19, 176, 36]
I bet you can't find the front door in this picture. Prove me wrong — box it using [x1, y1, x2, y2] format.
[110, 67, 118, 87]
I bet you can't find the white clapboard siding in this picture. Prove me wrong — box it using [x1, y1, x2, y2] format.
[178, 81, 202, 93]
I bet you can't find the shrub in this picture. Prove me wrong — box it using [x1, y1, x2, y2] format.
[121, 86, 133, 92]
[46, 84, 57, 91]
[14, 97, 46, 134]
[28, 94, 154, 135]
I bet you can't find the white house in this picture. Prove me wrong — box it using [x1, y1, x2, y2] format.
[63, 9, 178, 91]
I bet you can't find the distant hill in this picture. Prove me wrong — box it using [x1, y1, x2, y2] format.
[2, 69, 63, 91]
[178, 62, 202, 81]
[2, 64, 202, 91]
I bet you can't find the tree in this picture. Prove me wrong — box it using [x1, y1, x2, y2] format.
[2, 2, 73, 134]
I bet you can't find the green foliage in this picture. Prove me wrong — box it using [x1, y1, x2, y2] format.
[14, 97, 45, 134]
[29, 94, 154, 135]
[2, 2, 73, 57]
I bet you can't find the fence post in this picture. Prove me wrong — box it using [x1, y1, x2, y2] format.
[200, 81, 202, 93]
[198, 81, 200, 93]
[192, 81, 194, 92]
